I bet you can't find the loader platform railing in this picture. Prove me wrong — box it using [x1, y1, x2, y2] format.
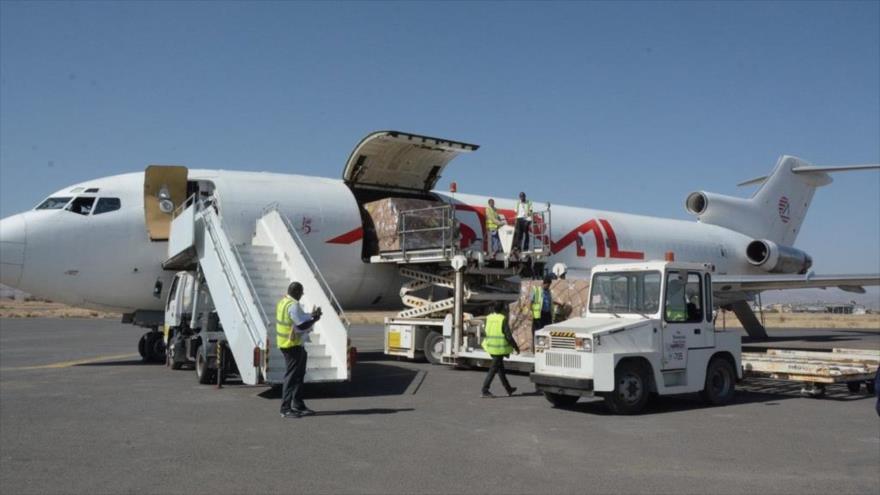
[398, 204, 458, 261]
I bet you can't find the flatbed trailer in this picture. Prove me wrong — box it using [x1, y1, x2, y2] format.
[742, 348, 879, 396]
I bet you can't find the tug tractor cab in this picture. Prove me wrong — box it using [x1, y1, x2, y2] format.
[531, 261, 742, 414]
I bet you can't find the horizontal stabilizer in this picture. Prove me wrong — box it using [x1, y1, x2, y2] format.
[737, 163, 879, 187]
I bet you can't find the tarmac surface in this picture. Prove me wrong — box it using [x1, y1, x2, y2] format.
[1, 318, 878, 494]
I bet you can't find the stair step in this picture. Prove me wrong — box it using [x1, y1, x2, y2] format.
[266, 355, 333, 370]
[238, 245, 274, 253]
[247, 273, 288, 282]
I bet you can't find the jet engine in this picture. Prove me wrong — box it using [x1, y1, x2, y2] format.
[745, 239, 812, 274]
[684, 191, 757, 237]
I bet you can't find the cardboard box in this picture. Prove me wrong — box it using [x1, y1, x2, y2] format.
[363, 197, 455, 252]
[508, 279, 591, 353]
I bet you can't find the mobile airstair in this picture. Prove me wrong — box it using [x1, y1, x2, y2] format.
[165, 198, 350, 385]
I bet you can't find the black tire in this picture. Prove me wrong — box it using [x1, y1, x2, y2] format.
[195, 345, 215, 385]
[138, 334, 148, 361]
[846, 381, 861, 393]
[543, 391, 579, 408]
[147, 333, 166, 363]
[701, 357, 737, 406]
[604, 360, 651, 414]
[166, 331, 185, 370]
[423, 331, 443, 365]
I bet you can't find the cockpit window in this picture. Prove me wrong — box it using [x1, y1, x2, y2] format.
[93, 197, 121, 215]
[35, 197, 73, 210]
[66, 197, 96, 215]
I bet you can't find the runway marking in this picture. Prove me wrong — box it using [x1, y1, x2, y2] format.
[0, 353, 140, 371]
[404, 370, 427, 395]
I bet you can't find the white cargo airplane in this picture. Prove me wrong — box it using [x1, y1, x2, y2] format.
[1, 130, 878, 352]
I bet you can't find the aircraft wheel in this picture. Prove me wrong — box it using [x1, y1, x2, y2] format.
[604, 360, 650, 414]
[146, 333, 166, 363]
[138, 334, 148, 361]
[543, 391, 578, 408]
[701, 357, 736, 405]
[846, 381, 861, 393]
[423, 331, 443, 365]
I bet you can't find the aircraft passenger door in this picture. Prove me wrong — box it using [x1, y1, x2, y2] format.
[144, 165, 188, 241]
[662, 271, 709, 370]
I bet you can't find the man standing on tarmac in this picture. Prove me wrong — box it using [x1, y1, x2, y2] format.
[531, 275, 562, 347]
[513, 192, 533, 253]
[481, 302, 520, 398]
[485, 198, 505, 257]
[276, 282, 322, 419]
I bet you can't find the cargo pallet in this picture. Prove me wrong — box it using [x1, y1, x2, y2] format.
[742, 348, 879, 397]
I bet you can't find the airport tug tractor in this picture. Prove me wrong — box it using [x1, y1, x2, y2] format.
[531, 261, 742, 414]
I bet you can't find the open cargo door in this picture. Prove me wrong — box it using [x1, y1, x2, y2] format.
[343, 131, 479, 194]
[144, 165, 188, 241]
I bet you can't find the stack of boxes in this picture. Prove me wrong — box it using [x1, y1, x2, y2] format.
[508, 279, 591, 353]
[362, 198, 455, 253]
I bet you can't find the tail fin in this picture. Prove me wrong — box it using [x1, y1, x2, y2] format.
[686, 156, 879, 246]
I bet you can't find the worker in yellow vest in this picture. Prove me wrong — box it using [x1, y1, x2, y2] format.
[485, 198, 506, 258]
[276, 281, 322, 419]
[531, 275, 563, 348]
[481, 302, 521, 398]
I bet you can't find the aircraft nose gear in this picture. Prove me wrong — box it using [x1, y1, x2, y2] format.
[138, 330, 166, 363]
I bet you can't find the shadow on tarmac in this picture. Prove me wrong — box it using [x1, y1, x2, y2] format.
[311, 407, 415, 417]
[550, 378, 875, 416]
[257, 362, 422, 400]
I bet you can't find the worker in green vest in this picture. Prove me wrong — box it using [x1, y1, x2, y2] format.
[513, 192, 534, 253]
[481, 302, 521, 398]
[531, 275, 563, 347]
[485, 198, 506, 258]
[276, 281, 322, 419]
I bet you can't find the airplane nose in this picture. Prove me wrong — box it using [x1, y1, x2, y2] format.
[0, 214, 27, 287]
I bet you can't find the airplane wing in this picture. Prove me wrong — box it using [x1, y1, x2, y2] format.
[713, 273, 880, 294]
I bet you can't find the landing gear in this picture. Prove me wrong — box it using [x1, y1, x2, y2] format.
[138, 329, 166, 363]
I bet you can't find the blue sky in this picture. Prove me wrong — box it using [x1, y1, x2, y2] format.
[1, 1, 878, 279]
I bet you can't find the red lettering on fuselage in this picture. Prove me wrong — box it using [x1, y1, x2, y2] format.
[326, 203, 645, 261]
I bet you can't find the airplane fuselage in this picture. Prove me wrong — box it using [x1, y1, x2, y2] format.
[0, 169, 762, 313]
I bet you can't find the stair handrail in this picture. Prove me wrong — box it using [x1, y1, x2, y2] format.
[261, 202, 351, 329]
[217, 214, 272, 330]
[199, 203, 265, 347]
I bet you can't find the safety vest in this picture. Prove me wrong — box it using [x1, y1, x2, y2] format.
[531, 286, 546, 319]
[485, 206, 501, 232]
[665, 308, 687, 322]
[482, 313, 513, 356]
[517, 200, 533, 220]
[276, 295, 303, 349]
